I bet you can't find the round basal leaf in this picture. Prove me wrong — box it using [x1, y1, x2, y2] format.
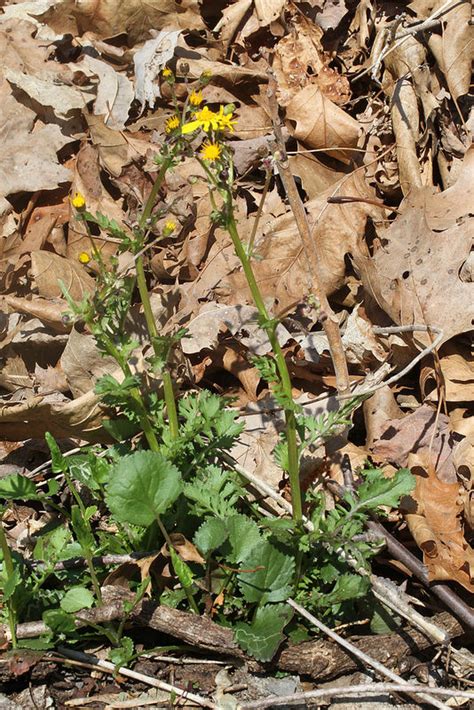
[106, 450, 182, 527]
[238, 541, 295, 604]
[234, 603, 293, 661]
[60, 586, 95, 613]
[0, 474, 38, 501]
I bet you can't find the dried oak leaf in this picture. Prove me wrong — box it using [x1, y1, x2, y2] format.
[404, 453, 474, 593]
[30, 251, 95, 301]
[354, 146, 474, 347]
[370, 404, 458, 484]
[71, 0, 204, 42]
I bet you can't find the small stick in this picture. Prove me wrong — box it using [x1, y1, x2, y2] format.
[57, 647, 215, 708]
[286, 599, 451, 710]
[268, 77, 351, 396]
[238, 682, 474, 709]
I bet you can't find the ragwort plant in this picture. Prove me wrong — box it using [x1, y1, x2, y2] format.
[0, 67, 414, 662]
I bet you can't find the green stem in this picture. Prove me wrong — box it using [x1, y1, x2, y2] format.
[226, 207, 303, 527]
[0, 522, 17, 647]
[134, 257, 179, 439]
[139, 159, 172, 231]
[136, 158, 179, 440]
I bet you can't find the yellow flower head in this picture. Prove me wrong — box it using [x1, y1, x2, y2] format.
[189, 89, 203, 106]
[164, 220, 176, 235]
[162, 67, 173, 78]
[216, 105, 236, 132]
[78, 251, 90, 264]
[182, 105, 219, 134]
[200, 141, 222, 162]
[165, 115, 180, 133]
[71, 192, 86, 209]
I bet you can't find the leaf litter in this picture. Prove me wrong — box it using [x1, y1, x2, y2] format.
[0, 0, 473, 706]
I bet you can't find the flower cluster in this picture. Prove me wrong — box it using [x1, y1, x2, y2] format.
[182, 105, 236, 135]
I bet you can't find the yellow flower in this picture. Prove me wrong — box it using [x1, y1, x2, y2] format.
[71, 192, 86, 209]
[162, 67, 172, 77]
[164, 220, 176, 235]
[165, 115, 180, 133]
[216, 105, 236, 132]
[78, 251, 90, 264]
[200, 141, 222, 162]
[181, 106, 220, 134]
[189, 89, 203, 106]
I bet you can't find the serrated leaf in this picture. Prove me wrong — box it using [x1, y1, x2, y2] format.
[194, 518, 228, 556]
[238, 541, 295, 604]
[43, 609, 76, 635]
[60, 586, 95, 613]
[106, 451, 182, 527]
[227, 514, 261, 563]
[356, 467, 415, 510]
[0, 474, 38, 501]
[234, 603, 293, 661]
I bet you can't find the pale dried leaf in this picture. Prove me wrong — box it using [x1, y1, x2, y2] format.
[78, 55, 134, 129]
[30, 251, 95, 300]
[134, 30, 181, 111]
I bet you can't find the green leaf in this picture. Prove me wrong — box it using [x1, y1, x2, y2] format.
[71, 505, 95, 552]
[43, 609, 76, 635]
[45, 432, 67, 473]
[234, 603, 293, 661]
[356, 467, 415, 511]
[226, 515, 261, 563]
[106, 451, 182, 527]
[238, 541, 295, 604]
[2, 566, 21, 601]
[109, 636, 134, 667]
[169, 545, 195, 589]
[194, 518, 228, 556]
[60, 586, 95, 613]
[0, 474, 38, 501]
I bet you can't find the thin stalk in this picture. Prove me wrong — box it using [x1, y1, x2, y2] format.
[134, 257, 179, 439]
[139, 159, 172, 231]
[136, 158, 179, 440]
[0, 523, 17, 647]
[247, 168, 272, 257]
[104, 339, 160, 451]
[226, 207, 302, 527]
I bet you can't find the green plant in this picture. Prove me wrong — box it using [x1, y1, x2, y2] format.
[0, 68, 415, 663]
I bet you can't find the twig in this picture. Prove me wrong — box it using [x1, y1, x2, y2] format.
[367, 519, 474, 632]
[286, 599, 451, 710]
[238, 682, 474, 709]
[354, 0, 462, 81]
[267, 76, 350, 395]
[56, 647, 215, 708]
[338, 324, 444, 400]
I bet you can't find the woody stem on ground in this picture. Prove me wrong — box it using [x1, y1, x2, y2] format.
[136, 157, 179, 439]
[267, 80, 350, 396]
[226, 205, 303, 528]
[0, 522, 17, 647]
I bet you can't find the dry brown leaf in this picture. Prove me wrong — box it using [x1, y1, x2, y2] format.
[428, 0, 474, 100]
[404, 453, 474, 592]
[3, 295, 70, 333]
[86, 113, 150, 177]
[286, 84, 360, 160]
[254, 0, 285, 26]
[213, 0, 253, 50]
[0, 389, 108, 442]
[273, 16, 350, 107]
[30, 251, 95, 300]
[60, 327, 119, 398]
[370, 405, 458, 484]
[77, 55, 134, 130]
[228, 170, 384, 310]
[355, 147, 474, 347]
[420, 341, 474, 403]
[0, 93, 73, 200]
[72, 0, 204, 43]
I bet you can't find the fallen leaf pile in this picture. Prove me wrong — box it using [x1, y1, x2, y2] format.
[1, 0, 473, 594]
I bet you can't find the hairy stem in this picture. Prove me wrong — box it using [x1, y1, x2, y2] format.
[226, 207, 302, 527]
